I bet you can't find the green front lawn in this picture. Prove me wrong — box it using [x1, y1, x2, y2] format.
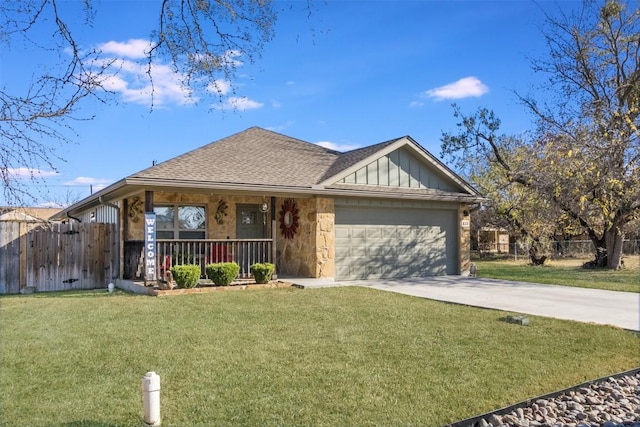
[474, 257, 640, 293]
[1, 287, 638, 426]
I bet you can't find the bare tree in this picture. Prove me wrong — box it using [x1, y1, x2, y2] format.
[442, 0, 640, 269]
[0, 0, 280, 206]
[522, 0, 640, 269]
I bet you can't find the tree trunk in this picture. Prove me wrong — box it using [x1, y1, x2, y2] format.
[528, 242, 547, 265]
[604, 227, 625, 270]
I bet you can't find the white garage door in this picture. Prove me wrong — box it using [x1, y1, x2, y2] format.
[335, 205, 458, 280]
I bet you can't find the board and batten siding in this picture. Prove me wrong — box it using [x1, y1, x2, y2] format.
[340, 147, 456, 191]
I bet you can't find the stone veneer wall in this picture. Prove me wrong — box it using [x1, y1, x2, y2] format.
[275, 197, 335, 278]
[124, 192, 272, 241]
[314, 198, 335, 278]
[458, 204, 471, 274]
[123, 192, 335, 278]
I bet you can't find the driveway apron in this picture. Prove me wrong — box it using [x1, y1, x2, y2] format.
[342, 276, 640, 331]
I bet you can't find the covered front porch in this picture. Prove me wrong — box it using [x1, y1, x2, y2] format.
[155, 238, 274, 279]
[120, 191, 335, 281]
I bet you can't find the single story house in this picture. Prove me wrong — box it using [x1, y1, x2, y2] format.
[53, 127, 483, 282]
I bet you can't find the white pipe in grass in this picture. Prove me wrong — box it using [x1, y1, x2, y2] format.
[142, 371, 161, 426]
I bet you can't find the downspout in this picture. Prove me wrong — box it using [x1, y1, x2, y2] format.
[66, 212, 82, 223]
[66, 212, 82, 234]
[99, 196, 121, 282]
[271, 196, 277, 278]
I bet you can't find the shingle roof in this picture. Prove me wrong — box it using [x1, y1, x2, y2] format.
[131, 127, 341, 187]
[53, 127, 483, 219]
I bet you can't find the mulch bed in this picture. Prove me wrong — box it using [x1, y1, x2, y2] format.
[151, 280, 294, 296]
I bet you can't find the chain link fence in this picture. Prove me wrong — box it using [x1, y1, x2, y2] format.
[473, 239, 640, 260]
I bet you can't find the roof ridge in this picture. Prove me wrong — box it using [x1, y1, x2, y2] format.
[128, 126, 342, 187]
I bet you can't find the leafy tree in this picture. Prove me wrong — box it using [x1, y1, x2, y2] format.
[446, 117, 569, 265]
[522, 0, 640, 269]
[0, 0, 281, 206]
[442, 0, 640, 269]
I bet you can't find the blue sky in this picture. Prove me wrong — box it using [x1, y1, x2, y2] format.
[2, 0, 579, 206]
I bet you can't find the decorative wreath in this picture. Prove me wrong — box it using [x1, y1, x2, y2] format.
[279, 199, 299, 239]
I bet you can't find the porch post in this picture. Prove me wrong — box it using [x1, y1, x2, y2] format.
[144, 191, 155, 286]
[145, 191, 154, 214]
[271, 197, 276, 274]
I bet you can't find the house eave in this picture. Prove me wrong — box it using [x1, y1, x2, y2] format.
[53, 177, 485, 220]
[320, 185, 484, 203]
[51, 179, 129, 220]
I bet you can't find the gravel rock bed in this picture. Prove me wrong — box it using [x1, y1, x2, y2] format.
[450, 370, 640, 427]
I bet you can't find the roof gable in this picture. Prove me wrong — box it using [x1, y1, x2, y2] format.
[320, 136, 477, 195]
[336, 146, 459, 191]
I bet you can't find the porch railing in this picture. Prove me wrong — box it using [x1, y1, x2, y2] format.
[156, 239, 273, 280]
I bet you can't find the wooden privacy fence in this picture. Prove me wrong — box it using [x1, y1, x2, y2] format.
[0, 222, 117, 294]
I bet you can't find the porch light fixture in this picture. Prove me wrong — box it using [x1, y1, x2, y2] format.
[259, 202, 269, 213]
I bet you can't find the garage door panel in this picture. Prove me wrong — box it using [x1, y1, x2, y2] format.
[351, 227, 368, 239]
[380, 228, 396, 239]
[366, 228, 383, 239]
[367, 246, 388, 257]
[335, 227, 352, 239]
[335, 205, 458, 280]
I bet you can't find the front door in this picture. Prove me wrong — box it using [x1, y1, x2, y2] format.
[236, 204, 267, 276]
[236, 204, 265, 239]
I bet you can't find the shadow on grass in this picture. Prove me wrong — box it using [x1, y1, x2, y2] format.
[0, 289, 135, 299]
[59, 422, 125, 427]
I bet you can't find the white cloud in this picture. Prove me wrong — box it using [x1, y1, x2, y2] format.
[207, 79, 232, 96]
[38, 201, 67, 208]
[315, 141, 361, 152]
[8, 168, 58, 179]
[93, 54, 196, 106]
[64, 177, 112, 186]
[409, 101, 424, 108]
[98, 39, 153, 59]
[424, 76, 489, 101]
[219, 50, 244, 67]
[214, 96, 263, 111]
[91, 39, 255, 107]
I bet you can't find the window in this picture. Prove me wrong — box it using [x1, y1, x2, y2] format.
[154, 205, 206, 239]
[241, 210, 257, 225]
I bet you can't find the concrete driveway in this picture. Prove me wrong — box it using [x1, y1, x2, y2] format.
[292, 276, 640, 331]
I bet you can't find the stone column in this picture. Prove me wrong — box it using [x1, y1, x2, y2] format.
[313, 198, 335, 278]
[459, 204, 471, 274]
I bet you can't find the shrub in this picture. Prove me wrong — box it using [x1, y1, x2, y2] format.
[206, 262, 239, 286]
[251, 263, 275, 284]
[170, 264, 201, 289]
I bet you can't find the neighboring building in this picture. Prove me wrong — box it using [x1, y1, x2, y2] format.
[0, 207, 61, 222]
[477, 227, 510, 253]
[53, 127, 483, 281]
